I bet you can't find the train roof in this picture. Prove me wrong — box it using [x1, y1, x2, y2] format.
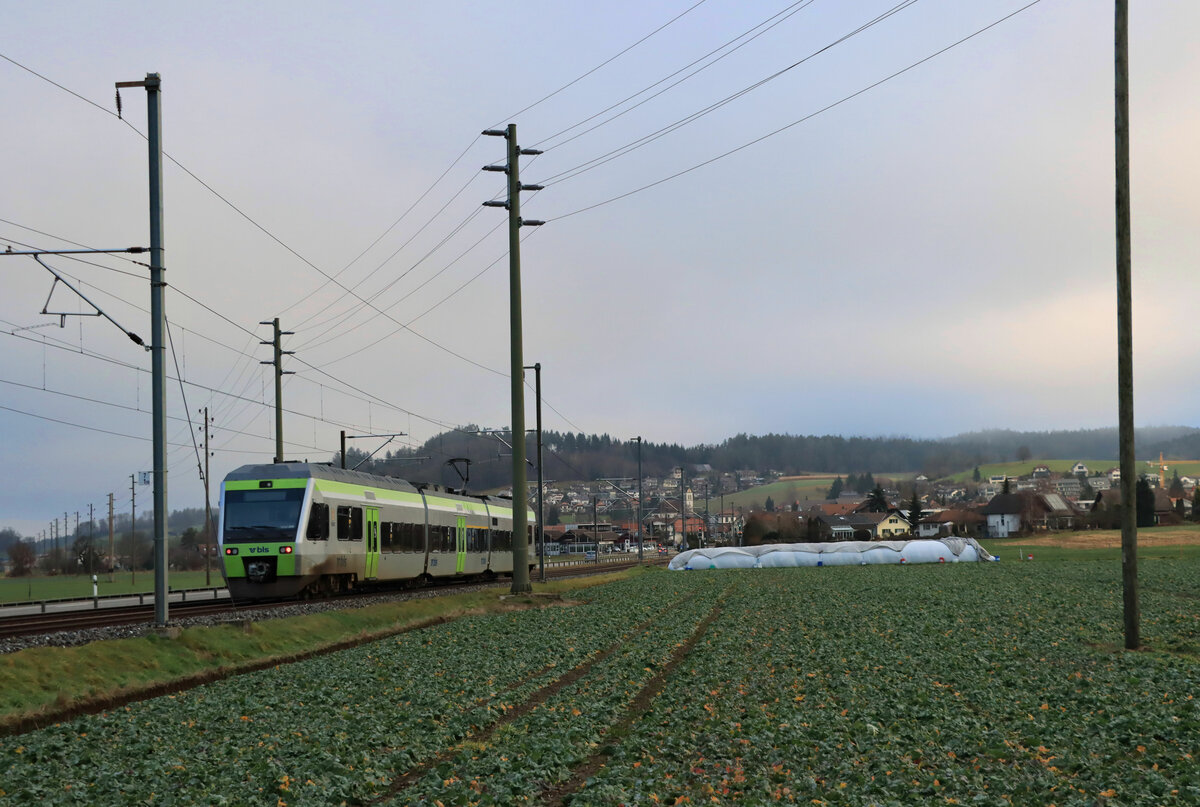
[223, 462, 521, 508]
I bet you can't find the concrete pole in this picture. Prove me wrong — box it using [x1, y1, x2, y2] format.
[636, 437, 643, 562]
[108, 493, 114, 583]
[141, 73, 170, 626]
[505, 124, 531, 593]
[533, 363, 545, 582]
[202, 406, 212, 587]
[1115, 0, 1139, 649]
[130, 473, 136, 586]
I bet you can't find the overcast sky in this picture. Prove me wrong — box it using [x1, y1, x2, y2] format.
[2, 0, 1198, 536]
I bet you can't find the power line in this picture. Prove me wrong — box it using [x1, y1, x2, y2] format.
[537, 0, 920, 187]
[490, 0, 712, 127]
[0, 401, 258, 454]
[291, 205, 496, 353]
[531, 0, 816, 151]
[285, 146, 488, 331]
[551, 0, 1043, 221]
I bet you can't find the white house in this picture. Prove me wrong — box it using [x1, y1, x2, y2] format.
[981, 493, 1024, 538]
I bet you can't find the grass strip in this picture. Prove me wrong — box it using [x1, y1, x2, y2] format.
[0, 568, 645, 736]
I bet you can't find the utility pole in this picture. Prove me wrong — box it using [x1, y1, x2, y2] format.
[524, 363, 545, 582]
[593, 496, 599, 564]
[340, 430, 347, 469]
[200, 406, 214, 587]
[704, 482, 710, 549]
[117, 72, 169, 626]
[635, 437, 643, 562]
[87, 504, 95, 578]
[681, 467, 687, 549]
[108, 493, 115, 583]
[1115, 0, 1138, 650]
[260, 317, 294, 464]
[482, 123, 544, 594]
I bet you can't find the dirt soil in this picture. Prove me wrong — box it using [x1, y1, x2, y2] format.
[1019, 527, 1200, 549]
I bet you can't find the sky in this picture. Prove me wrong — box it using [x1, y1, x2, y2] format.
[2, 0, 1199, 537]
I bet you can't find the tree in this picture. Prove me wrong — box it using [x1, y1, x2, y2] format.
[906, 490, 924, 534]
[1079, 479, 1096, 502]
[1016, 445, 1032, 462]
[827, 476, 844, 500]
[7, 541, 34, 577]
[0, 527, 21, 554]
[1136, 476, 1156, 528]
[764, 496, 775, 513]
[546, 504, 561, 526]
[1168, 469, 1185, 499]
[1002, 477, 1012, 495]
[1194, 487, 1200, 522]
[972, 466, 981, 482]
[864, 486, 888, 513]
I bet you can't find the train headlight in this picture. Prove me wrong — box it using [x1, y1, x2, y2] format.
[225, 547, 239, 556]
[279, 546, 293, 554]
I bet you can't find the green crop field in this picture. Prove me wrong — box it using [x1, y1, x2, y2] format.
[2, 557, 1196, 805]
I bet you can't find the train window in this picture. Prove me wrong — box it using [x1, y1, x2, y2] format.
[337, 506, 363, 541]
[306, 502, 329, 541]
[380, 522, 395, 552]
[494, 529, 511, 552]
[408, 522, 421, 553]
[467, 527, 485, 552]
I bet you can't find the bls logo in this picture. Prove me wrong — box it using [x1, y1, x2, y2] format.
[248, 546, 271, 554]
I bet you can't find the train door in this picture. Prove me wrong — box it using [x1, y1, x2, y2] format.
[455, 515, 467, 573]
[365, 507, 380, 580]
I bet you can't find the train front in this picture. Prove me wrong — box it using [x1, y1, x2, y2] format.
[218, 465, 311, 600]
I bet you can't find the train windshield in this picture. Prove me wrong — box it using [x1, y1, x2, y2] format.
[223, 488, 304, 543]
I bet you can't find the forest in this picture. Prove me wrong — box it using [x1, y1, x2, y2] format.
[339, 425, 1200, 490]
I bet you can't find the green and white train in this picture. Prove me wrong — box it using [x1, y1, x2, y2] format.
[218, 463, 535, 601]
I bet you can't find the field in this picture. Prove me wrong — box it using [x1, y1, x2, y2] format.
[0, 570, 219, 604]
[1, 553, 1196, 805]
[944, 459, 1200, 484]
[710, 476, 845, 512]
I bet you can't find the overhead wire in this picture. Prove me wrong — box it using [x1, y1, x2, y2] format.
[551, 0, 1044, 222]
[1, 32, 684, 451]
[536, 0, 921, 187]
[0, 402, 261, 455]
[0, 52, 512, 385]
[490, 0, 711, 127]
[531, 0, 817, 151]
[278, 135, 486, 323]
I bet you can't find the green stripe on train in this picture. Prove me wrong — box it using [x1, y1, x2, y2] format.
[225, 479, 309, 491]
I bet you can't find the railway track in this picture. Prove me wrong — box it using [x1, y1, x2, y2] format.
[0, 557, 664, 640]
